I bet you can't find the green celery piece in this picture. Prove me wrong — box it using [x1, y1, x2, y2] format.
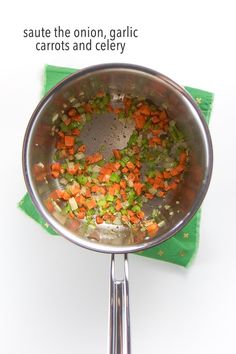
[77, 175, 88, 185]
[106, 194, 114, 202]
[110, 173, 121, 183]
[132, 205, 141, 212]
[60, 122, 70, 133]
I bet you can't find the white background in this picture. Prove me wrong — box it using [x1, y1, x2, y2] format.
[1, 1, 236, 353]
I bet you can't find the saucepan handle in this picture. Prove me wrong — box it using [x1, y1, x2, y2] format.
[108, 254, 131, 354]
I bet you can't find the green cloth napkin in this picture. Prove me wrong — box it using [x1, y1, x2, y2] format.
[19, 65, 214, 267]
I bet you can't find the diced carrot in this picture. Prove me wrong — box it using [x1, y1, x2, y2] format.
[45, 199, 54, 213]
[138, 104, 151, 116]
[99, 187, 106, 195]
[70, 184, 80, 196]
[169, 182, 178, 190]
[67, 108, 77, 117]
[134, 114, 146, 129]
[137, 211, 145, 220]
[56, 140, 65, 150]
[152, 116, 160, 124]
[179, 152, 187, 165]
[49, 189, 62, 200]
[84, 103, 93, 112]
[113, 107, 122, 114]
[120, 180, 127, 189]
[120, 189, 127, 201]
[67, 165, 78, 175]
[133, 182, 143, 196]
[113, 149, 121, 160]
[58, 131, 65, 138]
[127, 173, 135, 181]
[146, 223, 159, 236]
[51, 162, 61, 171]
[75, 195, 86, 206]
[77, 211, 86, 219]
[113, 162, 121, 171]
[115, 199, 122, 211]
[86, 199, 97, 209]
[86, 152, 103, 164]
[61, 191, 71, 201]
[163, 171, 172, 179]
[72, 114, 81, 122]
[159, 111, 168, 121]
[72, 128, 80, 136]
[145, 193, 154, 200]
[65, 136, 75, 147]
[149, 137, 162, 146]
[113, 183, 120, 192]
[85, 189, 91, 198]
[157, 191, 165, 197]
[78, 144, 86, 153]
[91, 185, 100, 193]
[127, 210, 134, 218]
[126, 161, 135, 170]
[151, 129, 162, 136]
[68, 211, 75, 219]
[108, 186, 115, 196]
[68, 147, 75, 155]
[103, 213, 110, 221]
[122, 167, 128, 173]
[96, 216, 103, 224]
[51, 171, 60, 178]
[129, 215, 140, 224]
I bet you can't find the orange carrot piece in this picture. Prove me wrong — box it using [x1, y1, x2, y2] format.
[126, 161, 135, 170]
[163, 171, 172, 179]
[86, 152, 103, 164]
[70, 184, 80, 196]
[120, 180, 127, 189]
[51, 171, 60, 178]
[133, 182, 143, 196]
[67, 108, 77, 117]
[113, 149, 121, 160]
[96, 216, 103, 224]
[72, 128, 80, 136]
[115, 199, 122, 211]
[51, 162, 61, 171]
[146, 223, 159, 236]
[179, 152, 187, 165]
[45, 199, 54, 213]
[91, 185, 100, 193]
[77, 211, 86, 219]
[65, 136, 75, 147]
[134, 114, 146, 130]
[129, 215, 140, 224]
[78, 144, 86, 153]
[75, 195, 86, 206]
[86, 199, 97, 209]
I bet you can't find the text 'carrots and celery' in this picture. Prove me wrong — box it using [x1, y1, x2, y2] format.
[22, 26, 138, 54]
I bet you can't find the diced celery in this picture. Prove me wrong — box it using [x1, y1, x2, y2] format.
[132, 205, 141, 212]
[106, 194, 114, 202]
[110, 173, 121, 183]
[77, 175, 88, 185]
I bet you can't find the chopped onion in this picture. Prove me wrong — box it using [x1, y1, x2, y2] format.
[69, 197, 78, 211]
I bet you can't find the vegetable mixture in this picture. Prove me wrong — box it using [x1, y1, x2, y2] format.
[45, 92, 188, 238]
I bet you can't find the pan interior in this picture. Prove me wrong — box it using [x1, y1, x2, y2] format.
[24, 65, 212, 252]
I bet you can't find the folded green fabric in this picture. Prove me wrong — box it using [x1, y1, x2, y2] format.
[19, 65, 214, 267]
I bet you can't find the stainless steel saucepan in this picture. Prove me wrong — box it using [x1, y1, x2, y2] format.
[22, 63, 213, 354]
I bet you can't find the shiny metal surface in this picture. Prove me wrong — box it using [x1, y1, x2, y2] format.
[109, 254, 130, 354]
[23, 63, 213, 253]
